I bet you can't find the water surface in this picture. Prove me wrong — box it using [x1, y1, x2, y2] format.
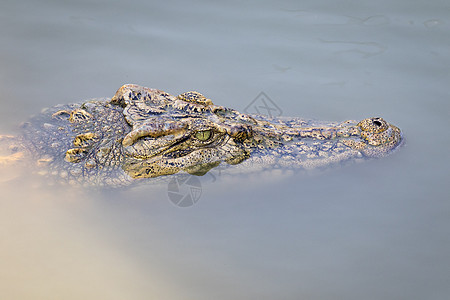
[1, 0, 449, 299]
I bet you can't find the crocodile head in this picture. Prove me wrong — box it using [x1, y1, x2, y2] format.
[110, 84, 403, 179]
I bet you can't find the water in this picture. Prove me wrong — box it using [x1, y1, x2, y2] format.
[1, 0, 449, 299]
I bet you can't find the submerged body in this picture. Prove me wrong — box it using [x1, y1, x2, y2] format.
[0, 84, 403, 186]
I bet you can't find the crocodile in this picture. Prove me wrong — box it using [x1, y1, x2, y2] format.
[0, 84, 403, 187]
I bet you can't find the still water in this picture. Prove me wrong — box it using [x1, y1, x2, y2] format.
[1, 0, 449, 299]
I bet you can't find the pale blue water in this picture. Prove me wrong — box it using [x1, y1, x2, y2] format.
[0, 0, 449, 299]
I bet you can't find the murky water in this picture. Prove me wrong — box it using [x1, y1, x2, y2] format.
[1, 0, 449, 299]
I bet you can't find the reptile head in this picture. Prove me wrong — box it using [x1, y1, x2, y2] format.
[111, 85, 254, 178]
[110, 85, 403, 179]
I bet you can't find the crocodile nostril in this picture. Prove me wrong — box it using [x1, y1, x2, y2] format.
[373, 120, 382, 127]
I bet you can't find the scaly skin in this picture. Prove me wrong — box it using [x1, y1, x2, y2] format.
[0, 84, 403, 186]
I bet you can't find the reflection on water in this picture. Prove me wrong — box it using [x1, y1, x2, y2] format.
[1, 0, 449, 299]
[2, 154, 449, 299]
[0, 180, 179, 299]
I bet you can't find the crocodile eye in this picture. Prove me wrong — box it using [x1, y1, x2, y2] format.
[195, 130, 212, 141]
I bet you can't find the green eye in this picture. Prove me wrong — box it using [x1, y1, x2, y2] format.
[195, 130, 212, 141]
